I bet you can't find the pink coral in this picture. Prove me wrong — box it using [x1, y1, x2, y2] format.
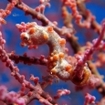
[0, 0, 105, 105]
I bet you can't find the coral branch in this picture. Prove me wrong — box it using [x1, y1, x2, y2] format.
[8, 52, 48, 65]
[0, 0, 105, 105]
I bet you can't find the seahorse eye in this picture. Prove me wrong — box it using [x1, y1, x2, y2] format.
[23, 37, 28, 42]
[20, 33, 29, 42]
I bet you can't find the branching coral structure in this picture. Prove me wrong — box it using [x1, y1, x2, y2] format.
[0, 0, 105, 105]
